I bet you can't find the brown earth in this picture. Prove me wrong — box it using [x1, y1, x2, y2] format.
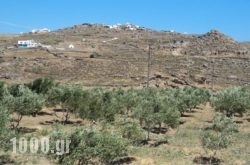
[0, 24, 249, 88]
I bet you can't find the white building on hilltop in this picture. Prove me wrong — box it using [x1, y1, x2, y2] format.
[31, 28, 50, 34]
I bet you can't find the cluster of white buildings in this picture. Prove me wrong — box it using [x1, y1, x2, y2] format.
[107, 23, 141, 31]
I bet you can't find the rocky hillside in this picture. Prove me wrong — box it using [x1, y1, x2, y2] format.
[0, 23, 249, 88]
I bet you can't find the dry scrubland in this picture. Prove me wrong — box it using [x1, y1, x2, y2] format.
[0, 24, 250, 165]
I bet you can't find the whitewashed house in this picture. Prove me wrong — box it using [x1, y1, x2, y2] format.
[31, 28, 50, 34]
[17, 40, 38, 48]
[68, 44, 75, 49]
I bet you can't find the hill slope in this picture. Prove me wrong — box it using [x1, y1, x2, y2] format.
[0, 23, 249, 88]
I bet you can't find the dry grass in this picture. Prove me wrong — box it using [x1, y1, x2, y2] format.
[127, 104, 250, 165]
[3, 103, 249, 165]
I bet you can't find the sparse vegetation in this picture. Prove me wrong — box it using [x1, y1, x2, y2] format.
[0, 78, 250, 165]
[40, 37, 63, 45]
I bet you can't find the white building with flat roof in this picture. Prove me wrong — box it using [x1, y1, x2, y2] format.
[31, 28, 50, 34]
[18, 40, 38, 48]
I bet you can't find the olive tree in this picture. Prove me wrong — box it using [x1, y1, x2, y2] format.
[78, 88, 117, 123]
[133, 89, 158, 140]
[211, 87, 250, 117]
[0, 83, 15, 150]
[8, 85, 45, 131]
[201, 114, 238, 162]
[46, 85, 86, 124]
[0, 105, 12, 150]
[48, 127, 128, 165]
[118, 88, 139, 117]
[170, 87, 211, 115]
[26, 77, 57, 94]
[118, 119, 144, 144]
[133, 88, 180, 140]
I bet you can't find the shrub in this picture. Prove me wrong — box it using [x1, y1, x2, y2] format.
[211, 87, 250, 116]
[210, 114, 238, 133]
[201, 114, 238, 157]
[171, 87, 211, 114]
[26, 77, 57, 94]
[48, 127, 128, 165]
[46, 85, 86, 124]
[79, 88, 117, 123]
[7, 85, 45, 130]
[0, 81, 9, 100]
[118, 119, 144, 144]
[133, 88, 180, 140]
[0, 105, 13, 151]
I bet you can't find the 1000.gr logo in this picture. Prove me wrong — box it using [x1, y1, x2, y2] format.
[10, 137, 71, 155]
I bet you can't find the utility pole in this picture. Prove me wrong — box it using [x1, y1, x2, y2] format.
[147, 44, 151, 88]
[186, 55, 190, 83]
[212, 57, 215, 90]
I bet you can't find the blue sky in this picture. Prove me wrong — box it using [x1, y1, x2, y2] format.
[0, 0, 249, 41]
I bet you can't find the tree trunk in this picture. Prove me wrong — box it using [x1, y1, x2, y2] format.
[147, 128, 150, 141]
[139, 118, 143, 126]
[63, 111, 70, 125]
[146, 122, 150, 141]
[12, 114, 22, 133]
[158, 122, 162, 130]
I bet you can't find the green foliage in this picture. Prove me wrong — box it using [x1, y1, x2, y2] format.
[0, 84, 15, 150]
[79, 88, 117, 122]
[11, 85, 45, 116]
[160, 100, 180, 128]
[39, 129, 50, 136]
[169, 87, 211, 114]
[8, 84, 25, 97]
[201, 114, 238, 151]
[0, 105, 9, 147]
[48, 127, 128, 165]
[0, 105, 13, 151]
[211, 114, 238, 133]
[133, 89, 159, 139]
[26, 77, 57, 94]
[211, 87, 250, 116]
[7, 85, 45, 130]
[0, 81, 9, 100]
[118, 119, 144, 144]
[0, 82, 12, 107]
[201, 131, 231, 150]
[46, 85, 66, 107]
[118, 88, 139, 115]
[133, 88, 180, 140]
[47, 85, 87, 123]
[47, 86, 118, 123]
